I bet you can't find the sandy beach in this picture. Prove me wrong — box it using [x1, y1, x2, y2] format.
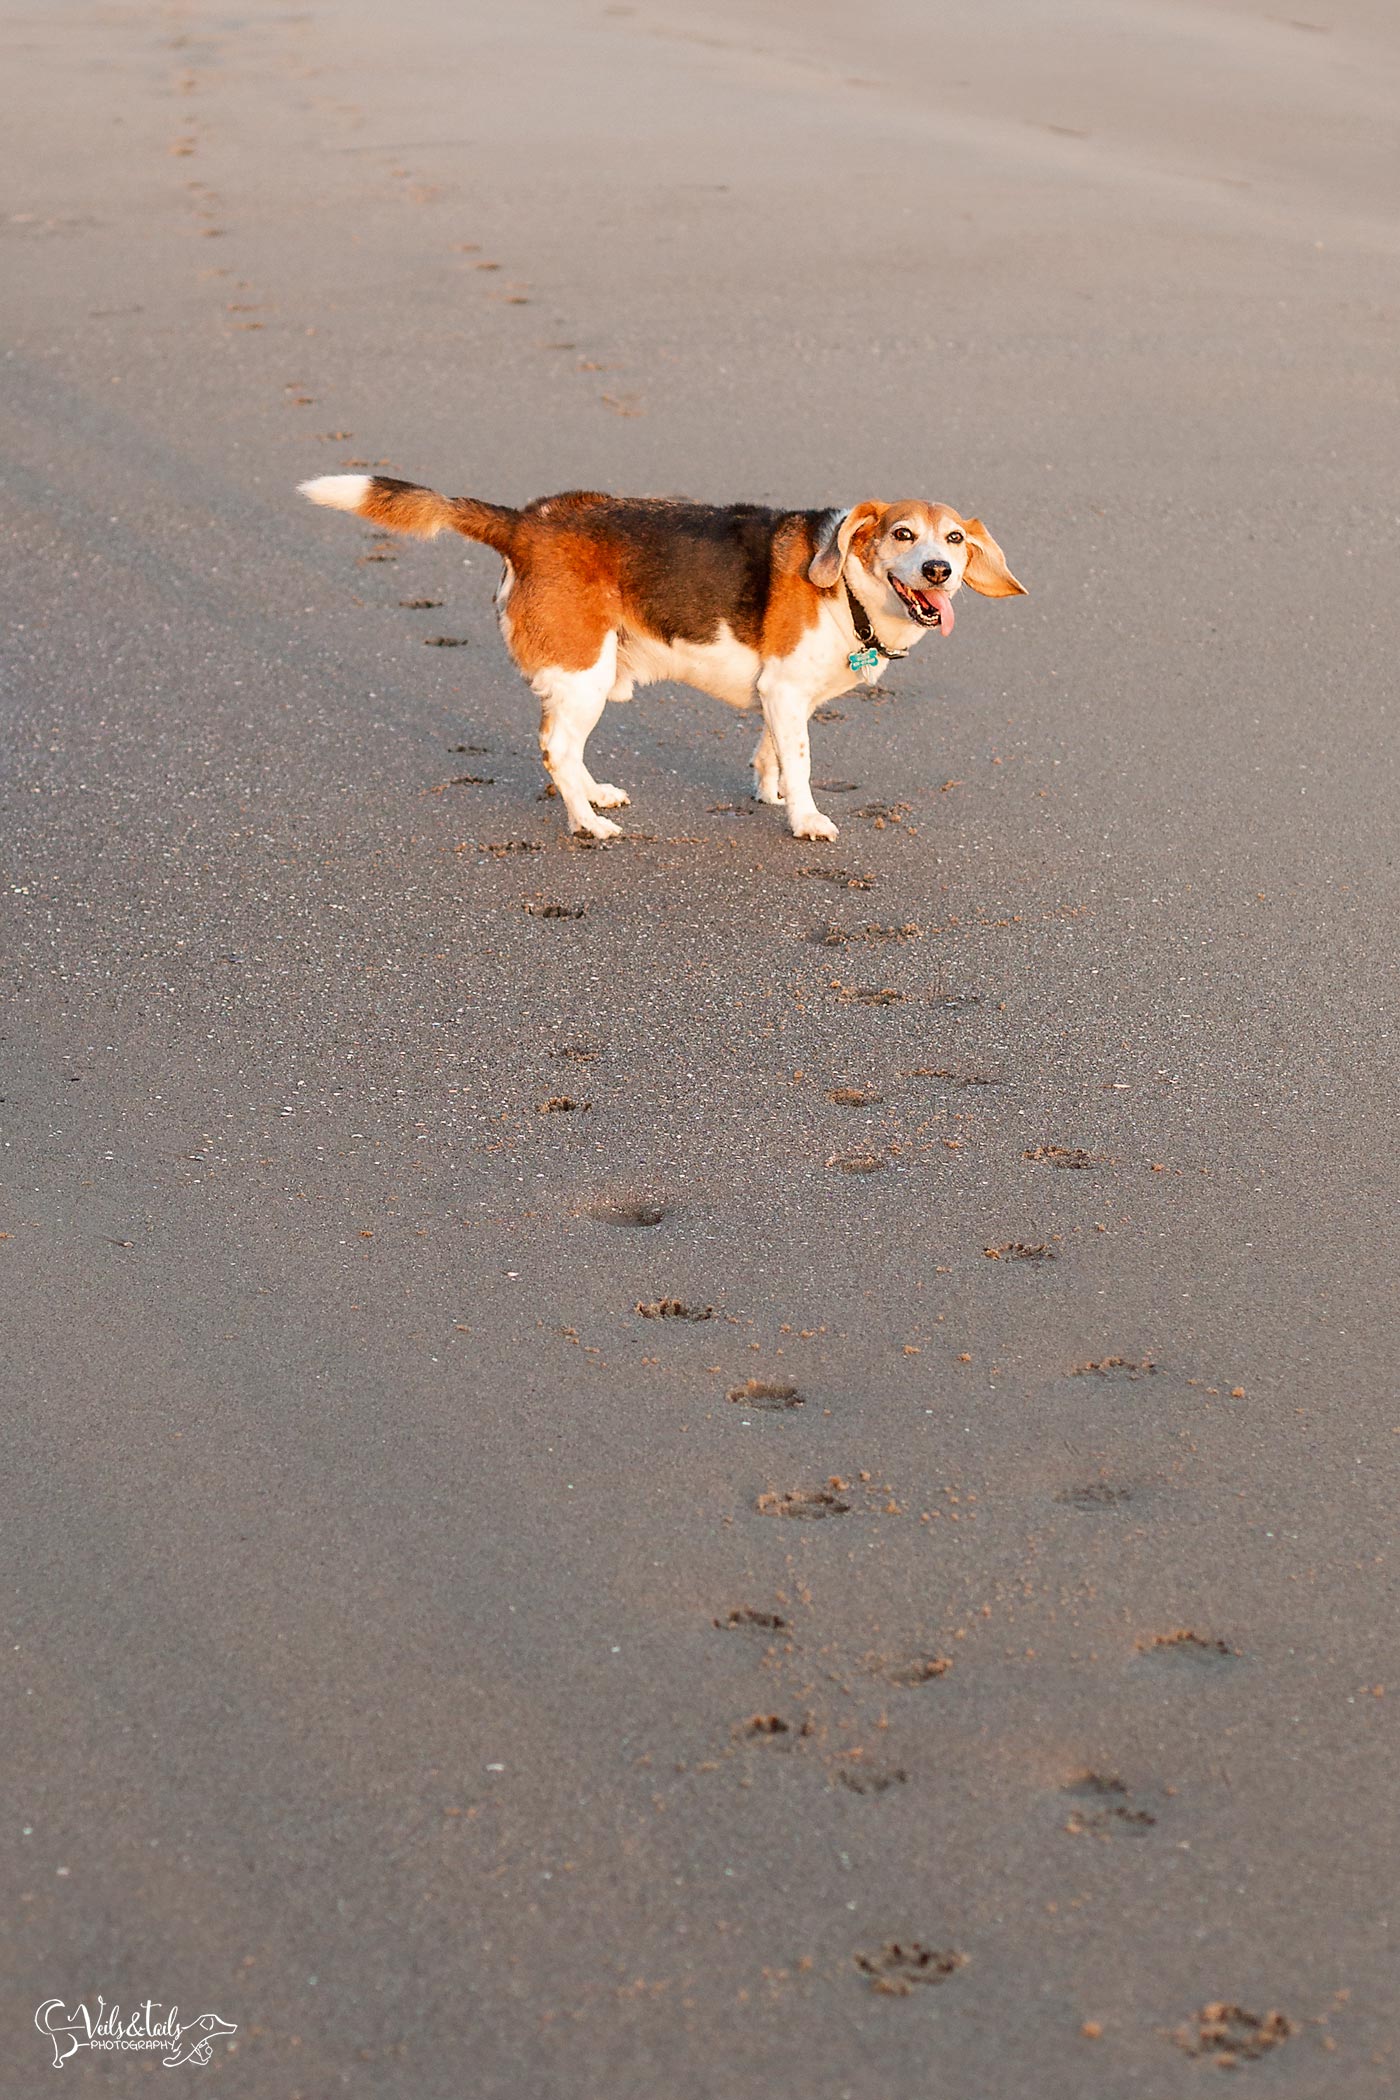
[4, 0, 1400, 2091]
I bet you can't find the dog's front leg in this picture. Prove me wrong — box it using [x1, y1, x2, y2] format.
[758, 675, 837, 841]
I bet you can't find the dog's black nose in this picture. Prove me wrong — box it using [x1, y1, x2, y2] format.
[922, 558, 952, 585]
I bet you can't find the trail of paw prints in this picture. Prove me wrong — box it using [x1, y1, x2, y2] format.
[165, 32, 204, 162]
[159, 30, 229, 238]
[683, 1631, 944, 1801]
[183, 177, 227, 242]
[156, 27, 315, 410]
[686, 1487, 962, 1801]
[156, 17, 325, 452]
[803, 1063, 1002, 1176]
[154, 11, 357, 420]
[789, 1043, 1021, 1184]
[799, 1063, 1019, 1181]
[684, 1175, 978, 1996]
[444, 231, 647, 418]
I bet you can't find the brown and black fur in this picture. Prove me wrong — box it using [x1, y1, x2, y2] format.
[354, 479, 834, 670]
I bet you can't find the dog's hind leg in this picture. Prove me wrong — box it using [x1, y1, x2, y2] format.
[751, 726, 784, 806]
[534, 635, 624, 838]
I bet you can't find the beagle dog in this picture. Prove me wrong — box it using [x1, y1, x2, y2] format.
[300, 473, 1025, 840]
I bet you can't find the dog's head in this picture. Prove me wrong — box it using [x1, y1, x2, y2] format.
[809, 501, 1025, 633]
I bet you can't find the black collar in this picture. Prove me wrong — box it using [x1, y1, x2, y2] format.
[844, 580, 907, 662]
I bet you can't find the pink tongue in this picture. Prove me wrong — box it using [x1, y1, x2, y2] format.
[928, 589, 954, 636]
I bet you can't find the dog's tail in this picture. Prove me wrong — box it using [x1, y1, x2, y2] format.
[298, 472, 518, 554]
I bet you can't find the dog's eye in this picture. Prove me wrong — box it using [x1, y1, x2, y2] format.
[891, 526, 915, 542]
[946, 530, 964, 545]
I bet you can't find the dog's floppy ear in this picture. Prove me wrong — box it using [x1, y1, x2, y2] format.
[809, 502, 881, 589]
[961, 518, 1027, 598]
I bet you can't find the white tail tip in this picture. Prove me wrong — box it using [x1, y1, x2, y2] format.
[298, 472, 372, 512]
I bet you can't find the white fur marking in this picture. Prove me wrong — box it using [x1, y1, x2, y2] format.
[617, 620, 762, 711]
[299, 473, 372, 513]
[495, 559, 516, 652]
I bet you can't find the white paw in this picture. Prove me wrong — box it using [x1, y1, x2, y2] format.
[574, 812, 622, 841]
[790, 810, 839, 842]
[753, 778, 786, 806]
[588, 782, 631, 809]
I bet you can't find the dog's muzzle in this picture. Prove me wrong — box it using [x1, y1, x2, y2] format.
[890, 575, 954, 632]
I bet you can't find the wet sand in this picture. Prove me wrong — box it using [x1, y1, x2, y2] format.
[4, 0, 1399, 2092]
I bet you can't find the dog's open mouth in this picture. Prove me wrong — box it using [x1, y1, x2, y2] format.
[890, 577, 954, 634]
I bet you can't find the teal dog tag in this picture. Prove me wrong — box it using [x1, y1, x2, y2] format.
[848, 646, 880, 673]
